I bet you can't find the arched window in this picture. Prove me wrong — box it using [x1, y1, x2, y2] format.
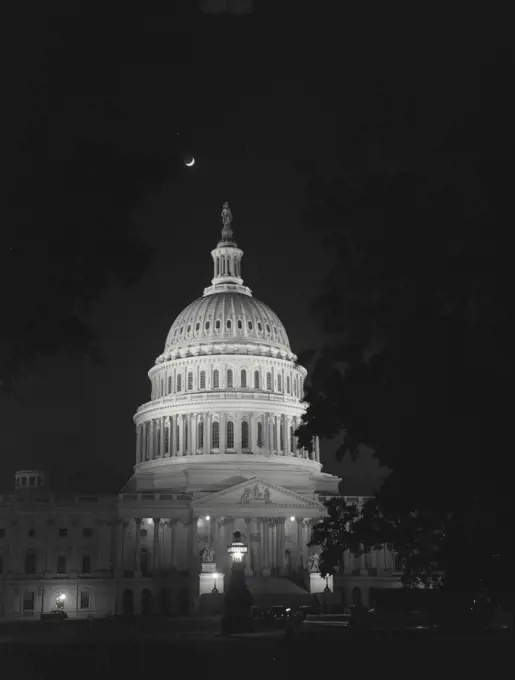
[198, 421, 204, 449]
[241, 421, 249, 449]
[200, 371, 206, 389]
[287, 376, 291, 394]
[187, 372, 193, 390]
[212, 421, 220, 448]
[237, 319, 243, 330]
[257, 421, 263, 448]
[24, 550, 37, 574]
[177, 374, 182, 392]
[226, 318, 232, 330]
[213, 370, 220, 389]
[227, 369, 233, 388]
[266, 372, 272, 390]
[277, 374, 282, 392]
[168, 376, 172, 394]
[240, 369, 247, 388]
[254, 370, 260, 389]
[227, 421, 234, 448]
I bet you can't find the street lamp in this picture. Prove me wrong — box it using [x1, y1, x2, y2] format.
[323, 576, 331, 593]
[55, 592, 66, 609]
[212, 573, 219, 593]
[228, 531, 248, 564]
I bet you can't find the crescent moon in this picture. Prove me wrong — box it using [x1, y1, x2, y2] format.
[185, 158, 195, 167]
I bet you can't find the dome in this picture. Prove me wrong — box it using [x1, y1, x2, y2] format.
[164, 292, 291, 353]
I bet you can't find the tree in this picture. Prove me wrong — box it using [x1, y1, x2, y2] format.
[298, 43, 513, 600]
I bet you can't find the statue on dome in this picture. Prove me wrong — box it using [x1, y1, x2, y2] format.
[221, 201, 233, 229]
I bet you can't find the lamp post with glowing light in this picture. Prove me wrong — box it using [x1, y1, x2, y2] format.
[221, 531, 254, 634]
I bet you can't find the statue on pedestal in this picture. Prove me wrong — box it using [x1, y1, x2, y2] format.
[307, 553, 320, 573]
[201, 544, 215, 563]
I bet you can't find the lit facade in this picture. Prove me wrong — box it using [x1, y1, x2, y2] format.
[0, 206, 401, 620]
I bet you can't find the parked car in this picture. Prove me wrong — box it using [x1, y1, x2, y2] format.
[267, 605, 292, 619]
[41, 609, 69, 622]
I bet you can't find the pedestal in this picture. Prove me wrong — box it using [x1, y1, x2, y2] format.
[199, 564, 224, 596]
[309, 573, 334, 593]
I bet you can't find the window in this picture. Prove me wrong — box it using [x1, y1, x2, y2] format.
[59, 528, 68, 538]
[23, 591, 35, 611]
[164, 426, 169, 454]
[57, 556, 67, 574]
[266, 372, 272, 390]
[22, 477, 27, 486]
[280, 424, 284, 451]
[200, 371, 206, 389]
[186, 324, 191, 334]
[81, 555, 91, 574]
[227, 421, 234, 448]
[226, 318, 232, 330]
[254, 371, 260, 389]
[198, 421, 204, 448]
[266, 323, 271, 334]
[177, 374, 182, 392]
[29, 476, 35, 487]
[24, 551, 37, 574]
[215, 319, 221, 330]
[213, 370, 220, 388]
[237, 319, 243, 330]
[287, 376, 291, 394]
[212, 421, 220, 448]
[80, 591, 90, 609]
[227, 369, 233, 388]
[83, 528, 92, 538]
[168, 376, 172, 394]
[28, 528, 35, 537]
[187, 372, 193, 390]
[248, 320, 253, 330]
[241, 421, 249, 448]
[205, 320, 211, 330]
[277, 374, 282, 392]
[195, 322, 200, 332]
[240, 369, 247, 388]
[257, 421, 263, 448]
[257, 322, 262, 332]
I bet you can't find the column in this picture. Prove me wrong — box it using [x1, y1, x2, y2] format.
[192, 413, 197, 454]
[134, 518, 142, 574]
[205, 413, 211, 453]
[152, 518, 161, 571]
[219, 412, 226, 454]
[261, 518, 270, 576]
[142, 423, 147, 461]
[235, 413, 242, 452]
[187, 517, 198, 572]
[115, 520, 125, 572]
[178, 415, 184, 456]
[248, 414, 254, 453]
[244, 518, 252, 575]
[170, 415, 175, 456]
[276, 518, 285, 575]
[149, 420, 155, 459]
[166, 416, 171, 457]
[296, 518, 304, 569]
[315, 437, 321, 463]
[136, 427, 142, 463]
[359, 548, 368, 575]
[159, 418, 165, 457]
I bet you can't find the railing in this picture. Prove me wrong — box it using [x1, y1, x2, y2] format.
[136, 391, 303, 413]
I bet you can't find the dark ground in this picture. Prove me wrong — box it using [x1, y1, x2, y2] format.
[0, 617, 511, 679]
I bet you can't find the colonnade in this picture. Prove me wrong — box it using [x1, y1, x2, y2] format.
[135, 413, 320, 463]
[115, 516, 316, 577]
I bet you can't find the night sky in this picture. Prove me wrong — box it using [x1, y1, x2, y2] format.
[1, 3, 498, 495]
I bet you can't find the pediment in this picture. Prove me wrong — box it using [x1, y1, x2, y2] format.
[191, 477, 324, 512]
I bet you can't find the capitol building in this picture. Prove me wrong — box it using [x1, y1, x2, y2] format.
[0, 204, 401, 620]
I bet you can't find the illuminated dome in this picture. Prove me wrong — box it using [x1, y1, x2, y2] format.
[164, 293, 291, 354]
